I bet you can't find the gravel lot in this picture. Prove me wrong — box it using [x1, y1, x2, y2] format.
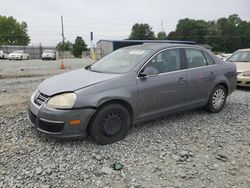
[0, 59, 250, 188]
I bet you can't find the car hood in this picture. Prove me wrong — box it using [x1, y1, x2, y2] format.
[234, 62, 250, 73]
[9, 53, 21, 56]
[38, 68, 122, 96]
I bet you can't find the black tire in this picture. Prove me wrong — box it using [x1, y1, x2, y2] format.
[89, 104, 131, 145]
[207, 85, 227, 113]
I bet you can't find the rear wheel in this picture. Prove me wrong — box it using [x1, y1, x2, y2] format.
[89, 104, 131, 145]
[207, 85, 227, 113]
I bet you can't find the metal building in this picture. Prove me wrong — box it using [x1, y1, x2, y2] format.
[95, 39, 196, 59]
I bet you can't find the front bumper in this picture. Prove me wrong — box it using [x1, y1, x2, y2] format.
[28, 97, 96, 138]
[8, 56, 21, 60]
[237, 75, 250, 87]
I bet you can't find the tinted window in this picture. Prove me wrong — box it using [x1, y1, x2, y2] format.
[203, 51, 215, 65]
[185, 49, 207, 68]
[145, 49, 181, 74]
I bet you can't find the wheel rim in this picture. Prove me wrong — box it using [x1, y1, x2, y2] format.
[212, 88, 225, 109]
[101, 112, 122, 137]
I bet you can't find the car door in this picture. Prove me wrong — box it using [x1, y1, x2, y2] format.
[137, 48, 187, 120]
[184, 48, 217, 107]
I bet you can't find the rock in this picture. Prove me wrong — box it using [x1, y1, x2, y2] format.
[177, 171, 186, 178]
[95, 154, 102, 161]
[0, 170, 7, 175]
[155, 139, 162, 143]
[216, 152, 228, 162]
[180, 150, 189, 157]
[173, 154, 182, 162]
[231, 160, 236, 166]
[65, 155, 71, 161]
[92, 153, 102, 161]
[35, 167, 42, 175]
[101, 167, 113, 175]
[46, 168, 52, 175]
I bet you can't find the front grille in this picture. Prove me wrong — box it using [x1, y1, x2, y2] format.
[34, 92, 49, 106]
[246, 81, 250, 85]
[237, 81, 242, 84]
[38, 119, 64, 133]
[28, 109, 37, 125]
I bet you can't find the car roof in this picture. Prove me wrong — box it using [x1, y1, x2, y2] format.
[123, 43, 204, 51]
[237, 48, 250, 52]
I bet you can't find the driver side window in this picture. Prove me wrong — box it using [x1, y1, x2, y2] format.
[145, 49, 181, 74]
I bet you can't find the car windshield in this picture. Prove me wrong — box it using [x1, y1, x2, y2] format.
[43, 50, 54, 53]
[227, 51, 250, 62]
[89, 48, 152, 73]
[13, 51, 23, 54]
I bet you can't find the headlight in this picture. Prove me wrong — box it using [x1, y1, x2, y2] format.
[31, 89, 39, 101]
[242, 71, 250, 77]
[47, 93, 76, 109]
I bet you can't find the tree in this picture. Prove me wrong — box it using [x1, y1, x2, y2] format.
[72, 36, 88, 57]
[129, 23, 155, 40]
[56, 41, 73, 51]
[157, 31, 167, 40]
[0, 15, 30, 45]
[167, 14, 250, 53]
[167, 18, 208, 44]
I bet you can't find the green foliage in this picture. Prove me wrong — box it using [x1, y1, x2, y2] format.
[56, 41, 73, 51]
[167, 14, 250, 53]
[157, 31, 167, 40]
[167, 18, 208, 44]
[129, 23, 155, 40]
[72, 36, 88, 58]
[0, 15, 30, 45]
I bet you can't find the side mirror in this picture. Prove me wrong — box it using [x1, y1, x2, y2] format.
[139, 66, 159, 78]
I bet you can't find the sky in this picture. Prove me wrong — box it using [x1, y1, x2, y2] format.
[1, 0, 250, 47]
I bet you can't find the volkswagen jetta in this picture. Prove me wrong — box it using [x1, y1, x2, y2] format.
[28, 44, 237, 144]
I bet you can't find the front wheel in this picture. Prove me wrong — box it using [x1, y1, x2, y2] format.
[89, 104, 131, 145]
[207, 85, 227, 113]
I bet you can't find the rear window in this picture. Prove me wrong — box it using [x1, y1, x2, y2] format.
[43, 50, 54, 53]
[185, 49, 207, 68]
[203, 51, 215, 65]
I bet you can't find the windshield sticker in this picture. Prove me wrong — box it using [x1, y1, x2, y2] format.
[129, 50, 145, 55]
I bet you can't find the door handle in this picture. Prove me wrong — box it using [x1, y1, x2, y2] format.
[209, 72, 215, 78]
[178, 77, 186, 84]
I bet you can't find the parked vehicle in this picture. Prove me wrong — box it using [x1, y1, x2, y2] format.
[8, 50, 29, 60]
[0, 50, 8, 59]
[226, 49, 250, 87]
[42, 50, 56, 60]
[28, 44, 237, 144]
[216, 53, 232, 61]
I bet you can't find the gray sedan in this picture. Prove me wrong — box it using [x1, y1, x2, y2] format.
[28, 44, 237, 144]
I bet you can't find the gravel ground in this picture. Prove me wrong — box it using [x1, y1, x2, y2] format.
[0, 59, 250, 188]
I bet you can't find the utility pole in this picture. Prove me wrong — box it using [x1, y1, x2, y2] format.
[161, 20, 164, 32]
[60, 15, 65, 69]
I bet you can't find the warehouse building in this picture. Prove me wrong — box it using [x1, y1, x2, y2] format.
[95, 39, 196, 59]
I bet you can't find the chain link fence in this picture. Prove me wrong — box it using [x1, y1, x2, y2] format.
[0, 45, 77, 59]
